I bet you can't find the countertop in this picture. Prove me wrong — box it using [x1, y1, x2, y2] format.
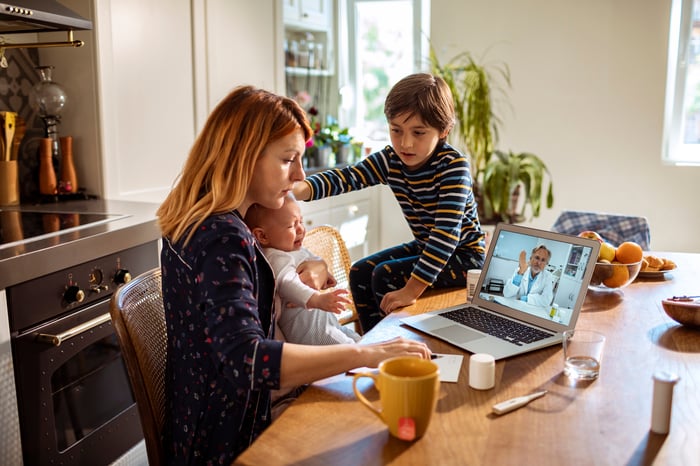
[0, 199, 161, 289]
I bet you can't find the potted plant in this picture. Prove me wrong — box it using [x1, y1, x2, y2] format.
[307, 112, 356, 167]
[480, 150, 554, 223]
[428, 47, 509, 185]
[429, 47, 554, 223]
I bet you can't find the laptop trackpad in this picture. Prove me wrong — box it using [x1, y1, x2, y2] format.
[433, 325, 485, 344]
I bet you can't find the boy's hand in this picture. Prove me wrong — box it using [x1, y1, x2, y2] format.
[306, 289, 351, 314]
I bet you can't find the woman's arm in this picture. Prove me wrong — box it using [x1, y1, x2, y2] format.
[279, 337, 431, 389]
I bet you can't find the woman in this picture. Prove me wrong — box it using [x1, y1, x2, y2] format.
[157, 85, 430, 465]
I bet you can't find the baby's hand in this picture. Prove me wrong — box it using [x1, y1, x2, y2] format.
[307, 289, 351, 314]
[297, 260, 336, 290]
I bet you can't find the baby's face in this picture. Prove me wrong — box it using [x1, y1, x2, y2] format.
[263, 199, 305, 252]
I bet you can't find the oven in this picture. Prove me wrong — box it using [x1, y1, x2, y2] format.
[5, 240, 159, 465]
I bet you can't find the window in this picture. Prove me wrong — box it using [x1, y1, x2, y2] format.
[338, 0, 430, 149]
[664, 0, 700, 165]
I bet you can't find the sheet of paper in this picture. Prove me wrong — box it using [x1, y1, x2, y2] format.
[347, 353, 464, 383]
[431, 353, 463, 383]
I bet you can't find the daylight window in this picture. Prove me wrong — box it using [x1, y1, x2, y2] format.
[664, 0, 700, 165]
[339, 0, 429, 150]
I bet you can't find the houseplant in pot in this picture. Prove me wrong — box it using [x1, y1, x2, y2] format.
[428, 47, 509, 187]
[429, 47, 554, 223]
[480, 150, 554, 223]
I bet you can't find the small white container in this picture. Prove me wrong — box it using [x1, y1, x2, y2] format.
[469, 353, 495, 390]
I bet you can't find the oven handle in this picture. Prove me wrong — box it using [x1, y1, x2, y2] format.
[37, 313, 112, 346]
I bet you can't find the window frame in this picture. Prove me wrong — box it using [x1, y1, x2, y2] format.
[663, 0, 700, 165]
[338, 0, 430, 147]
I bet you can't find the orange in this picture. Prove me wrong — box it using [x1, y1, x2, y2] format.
[603, 262, 630, 288]
[615, 241, 643, 264]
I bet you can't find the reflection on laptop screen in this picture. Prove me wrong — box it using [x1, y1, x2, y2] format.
[478, 229, 594, 326]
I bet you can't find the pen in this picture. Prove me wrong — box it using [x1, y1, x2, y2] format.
[430, 354, 441, 359]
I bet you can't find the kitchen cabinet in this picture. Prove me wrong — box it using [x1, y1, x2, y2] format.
[283, 0, 337, 135]
[38, 0, 280, 203]
[299, 187, 381, 263]
[283, 0, 333, 31]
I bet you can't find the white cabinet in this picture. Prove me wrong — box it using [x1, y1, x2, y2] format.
[299, 187, 380, 263]
[39, 0, 279, 203]
[282, 0, 333, 31]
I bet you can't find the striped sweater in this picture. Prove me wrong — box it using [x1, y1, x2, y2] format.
[303, 142, 485, 285]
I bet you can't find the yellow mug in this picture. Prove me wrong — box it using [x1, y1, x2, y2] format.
[352, 356, 439, 441]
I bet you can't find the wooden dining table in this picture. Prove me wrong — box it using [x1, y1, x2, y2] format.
[234, 252, 700, 466]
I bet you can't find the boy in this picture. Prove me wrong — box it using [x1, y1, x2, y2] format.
[294, 73, 486, 333]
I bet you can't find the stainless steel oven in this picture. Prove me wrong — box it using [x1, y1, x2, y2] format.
[6, 240, 158, 465]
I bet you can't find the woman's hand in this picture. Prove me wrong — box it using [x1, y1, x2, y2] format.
[361, 336, 432, 367]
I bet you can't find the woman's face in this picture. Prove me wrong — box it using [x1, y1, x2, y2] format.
[246, 129, 306, 213]
[388, 112, 448, 170]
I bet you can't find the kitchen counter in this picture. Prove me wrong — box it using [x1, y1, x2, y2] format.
[0, 199, 161, 289]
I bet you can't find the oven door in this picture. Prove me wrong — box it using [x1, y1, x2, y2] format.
[11, 298, 143, 465]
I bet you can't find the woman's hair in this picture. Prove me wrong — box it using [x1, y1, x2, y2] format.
[157, 85, 312, 244]
[384, 73, 455, 137]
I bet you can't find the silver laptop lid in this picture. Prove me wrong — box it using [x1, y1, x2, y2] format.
[472, 223, 601, 333]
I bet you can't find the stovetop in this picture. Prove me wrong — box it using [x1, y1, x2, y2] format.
[0, 210, 126, 248]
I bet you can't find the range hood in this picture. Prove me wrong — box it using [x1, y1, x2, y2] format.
[0, 1, 92, 34]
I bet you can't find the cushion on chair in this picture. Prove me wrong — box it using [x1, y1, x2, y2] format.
[551, 210, 651, 250]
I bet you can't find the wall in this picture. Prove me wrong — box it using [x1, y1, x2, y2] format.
[431, 0, 699, 252]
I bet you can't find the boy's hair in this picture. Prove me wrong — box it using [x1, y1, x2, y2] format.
[384, 73, 455, 137]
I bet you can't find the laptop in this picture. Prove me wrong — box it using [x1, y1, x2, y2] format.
[401, 223, 601, 360]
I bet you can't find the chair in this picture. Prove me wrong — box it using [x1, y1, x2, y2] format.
[551, 210, 651, 250]
[109, 268, 167, 466]
[302, 225, 361, 334]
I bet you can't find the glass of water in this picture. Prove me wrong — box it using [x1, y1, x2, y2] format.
[563, 329, 606, 380]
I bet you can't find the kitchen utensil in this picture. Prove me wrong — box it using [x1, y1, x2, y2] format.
[1, 111, 16, 162]
[10, 115, 26, 161]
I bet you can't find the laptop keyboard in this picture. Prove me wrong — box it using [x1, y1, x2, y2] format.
[441, 306, 553, 346]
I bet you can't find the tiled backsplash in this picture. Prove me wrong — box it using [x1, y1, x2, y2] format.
[0, 48, 46, 202]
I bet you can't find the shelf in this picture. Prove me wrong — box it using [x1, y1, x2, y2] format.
[285, 66, 333, 77]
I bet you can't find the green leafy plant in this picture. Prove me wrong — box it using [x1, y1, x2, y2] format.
[481, 150, 554, 223]
[429, 47, 554, 223]
[428, 46, 510, 183]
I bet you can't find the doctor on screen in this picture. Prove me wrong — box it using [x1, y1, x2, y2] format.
[503, 245, 554, 307]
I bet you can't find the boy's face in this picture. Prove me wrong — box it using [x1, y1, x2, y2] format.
[257, 198, 305, 252]
[388, 112, 448, 170]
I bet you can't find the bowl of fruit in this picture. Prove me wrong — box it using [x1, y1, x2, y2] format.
[579, 232, 644, 292]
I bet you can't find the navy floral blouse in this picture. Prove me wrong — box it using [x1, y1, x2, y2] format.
[160, 210, 283, 465]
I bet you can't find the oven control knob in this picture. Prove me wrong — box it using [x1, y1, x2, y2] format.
[64, 285, 85, 304]
[114, 269, 132, 284]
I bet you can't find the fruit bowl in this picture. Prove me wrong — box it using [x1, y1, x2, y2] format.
[588, 260, 642, 292]
[661, 298, 700, 328]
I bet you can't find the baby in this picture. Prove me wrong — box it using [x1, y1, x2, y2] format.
[244, 195, 360, 345]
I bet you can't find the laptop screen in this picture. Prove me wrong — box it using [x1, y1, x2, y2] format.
[476, 225, 597, 327]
